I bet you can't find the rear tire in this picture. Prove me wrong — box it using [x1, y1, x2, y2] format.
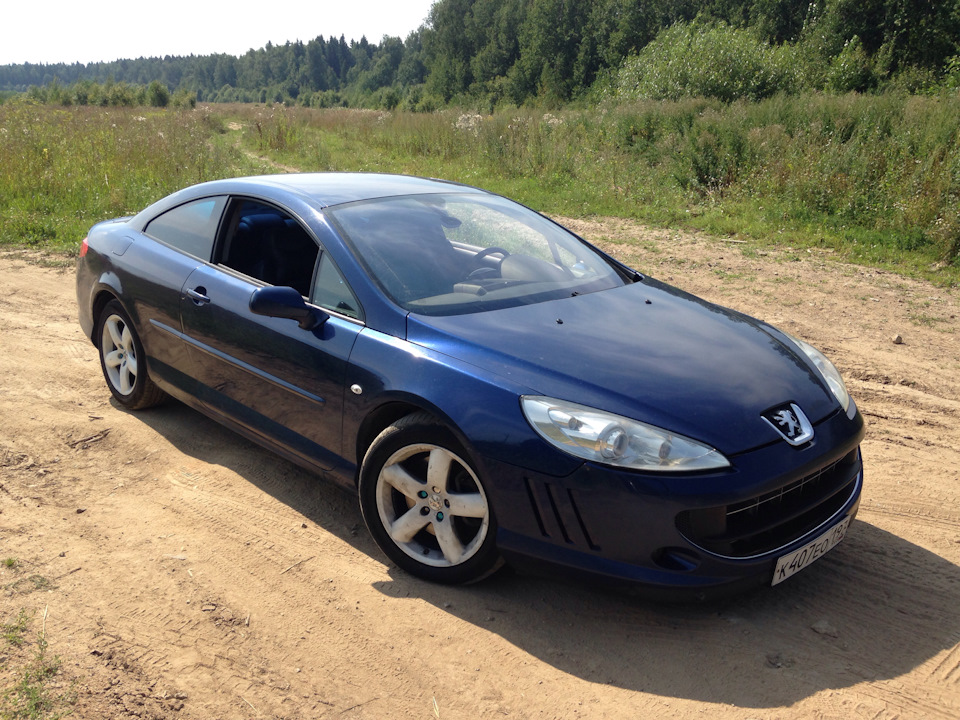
[359, 412, 503, 584]
[96, 299, 166, 410]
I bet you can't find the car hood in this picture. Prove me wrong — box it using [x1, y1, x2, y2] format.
[406, 278, 839, 455]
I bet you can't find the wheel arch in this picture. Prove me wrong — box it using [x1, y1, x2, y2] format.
[94, 295, 167, 409]
[353, 399, 478, 487]
[90, 289, 123, 346]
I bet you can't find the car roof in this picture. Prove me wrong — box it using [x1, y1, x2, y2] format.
[130, 173, 491, 231]
[185, 173, 488, 209]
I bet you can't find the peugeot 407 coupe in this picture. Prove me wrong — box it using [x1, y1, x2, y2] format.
[76, 173, 864, 597]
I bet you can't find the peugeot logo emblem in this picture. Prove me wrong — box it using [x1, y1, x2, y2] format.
[762, 402, 814, 446]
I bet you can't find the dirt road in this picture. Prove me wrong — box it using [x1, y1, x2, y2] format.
[1, 222, 959, 719]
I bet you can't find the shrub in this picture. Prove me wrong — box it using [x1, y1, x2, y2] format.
[146, 81, 170, 107]
[941, 56, 960, 90]
[171, 89, 197, 109]
[616, 22, 798, 103]
[826, 37, 877, 93]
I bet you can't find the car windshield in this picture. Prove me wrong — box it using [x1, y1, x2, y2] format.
[326, 193, 628, 315]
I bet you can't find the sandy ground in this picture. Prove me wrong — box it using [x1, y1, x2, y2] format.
[1, 221, 959, 720]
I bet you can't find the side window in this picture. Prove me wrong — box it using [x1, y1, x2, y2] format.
[219, 199, 319, 297]
[312, 254, 363, 320]
[144, 197, 226, 260]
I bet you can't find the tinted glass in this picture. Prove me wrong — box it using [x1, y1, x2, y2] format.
[145, 197, 225, 260]
[312, 253, 362, 320]
[218, 199, 319, 297]
[327, 193, 626, 316]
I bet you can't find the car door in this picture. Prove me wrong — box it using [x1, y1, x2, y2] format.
[129, 196, 227, 394]
[178, 199, 362, 469]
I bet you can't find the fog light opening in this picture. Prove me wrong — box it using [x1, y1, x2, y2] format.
[653, 547, 701, 573]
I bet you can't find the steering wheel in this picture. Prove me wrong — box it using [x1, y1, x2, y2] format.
[466, 246, 511, 280]
[473, 246, 511, 265]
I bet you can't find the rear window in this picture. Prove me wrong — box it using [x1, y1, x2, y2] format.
[144, 197, 225, 260]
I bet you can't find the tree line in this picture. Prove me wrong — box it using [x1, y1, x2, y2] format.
[2, 0, 959, 109]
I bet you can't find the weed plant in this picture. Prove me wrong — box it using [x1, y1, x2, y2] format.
[1, 610, 73, 720]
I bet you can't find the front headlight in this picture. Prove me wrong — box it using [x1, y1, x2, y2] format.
[784, 333, 851, 413]
[520, 396, 730, 472]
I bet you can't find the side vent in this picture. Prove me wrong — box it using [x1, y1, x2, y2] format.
[524, 478, 600, 551]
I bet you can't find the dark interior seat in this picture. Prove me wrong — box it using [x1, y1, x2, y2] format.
[227, 213, 318, 296]
[269, 220, 318, 296]
[229, 213, 286, 281]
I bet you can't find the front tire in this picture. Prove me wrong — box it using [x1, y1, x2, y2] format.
[359, 413, 502, 584]
[96, 299, 166, 410]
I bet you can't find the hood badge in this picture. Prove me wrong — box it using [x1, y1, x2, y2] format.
[762, 403, 814, 446]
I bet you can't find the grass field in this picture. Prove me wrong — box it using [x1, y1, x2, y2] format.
[1, 96, 958, 285]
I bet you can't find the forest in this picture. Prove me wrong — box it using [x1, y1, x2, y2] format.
[2, 0, 960, 109]
[3, 0, 960, 274]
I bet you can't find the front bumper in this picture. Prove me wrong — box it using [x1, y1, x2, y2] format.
[485, 407, 865, 599]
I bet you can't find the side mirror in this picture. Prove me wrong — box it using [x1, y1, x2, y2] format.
[249, 286, 328, 330]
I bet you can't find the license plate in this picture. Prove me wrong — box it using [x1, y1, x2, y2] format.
[772, 517, 851, 586]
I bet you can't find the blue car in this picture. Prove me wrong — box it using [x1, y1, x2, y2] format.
[76, 173, 864, 597]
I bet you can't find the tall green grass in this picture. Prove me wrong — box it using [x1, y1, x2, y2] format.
[1, 97, 958, 283]
[0, 103, 251, 251]
[235, 96, 960, 278]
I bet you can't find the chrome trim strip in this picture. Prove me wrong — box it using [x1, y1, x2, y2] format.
[148, 319, 325, 405]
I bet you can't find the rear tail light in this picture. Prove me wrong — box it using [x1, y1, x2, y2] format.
[80, 237, 89, 257]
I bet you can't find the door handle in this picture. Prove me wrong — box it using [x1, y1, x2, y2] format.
[186, 286, 210, 305]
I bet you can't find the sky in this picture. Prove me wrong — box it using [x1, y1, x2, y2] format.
[2, 0, 438, 66]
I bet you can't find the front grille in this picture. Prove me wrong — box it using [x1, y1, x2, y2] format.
[677, 448, 861, 558]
